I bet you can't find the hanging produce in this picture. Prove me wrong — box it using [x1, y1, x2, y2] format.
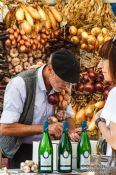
[0, 22, 10, 116]
[68, 26, 113, 52]
[48, 88, 71, 124]
[5, 25, 61, 75]
[2, 1, 63, 75]
[4, 3, 62, 33]
[71, 66, 113, 139]
[1, 0, 114, 141]
[56, 0, 116, 30]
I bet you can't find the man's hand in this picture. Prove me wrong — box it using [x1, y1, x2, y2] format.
[48, 122, 63, 139]
[69, 128, 82, 142]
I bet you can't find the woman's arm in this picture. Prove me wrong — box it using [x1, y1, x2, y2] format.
[98, 121, 116, 150]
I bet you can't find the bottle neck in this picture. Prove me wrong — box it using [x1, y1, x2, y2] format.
[82, 126, 87, 132]
[43, 120, 48, 133]
[63, 127, 68, 132]
[43, 125, 48, 133]
[61, 129, 69, 142]
[44, 128, 48, 132]
[63, 120, 68, 131]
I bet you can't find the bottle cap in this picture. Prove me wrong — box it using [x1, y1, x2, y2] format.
[82, 120, 87, 129]
[63, 120, 68, 131]
[43, 120, 48, 131]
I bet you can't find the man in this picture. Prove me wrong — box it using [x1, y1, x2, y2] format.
[0, 48, 80, 168]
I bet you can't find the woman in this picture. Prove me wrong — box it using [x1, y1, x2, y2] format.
[95, 37, 116, 155]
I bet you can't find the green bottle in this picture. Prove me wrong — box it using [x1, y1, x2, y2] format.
[38, 120, 53, 173]
[77, 120, 91, 170]
[58, 120, 72, 173]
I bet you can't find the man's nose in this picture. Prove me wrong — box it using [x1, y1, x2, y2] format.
[61, 83, 69, 90]
[65, 82, 70, 88]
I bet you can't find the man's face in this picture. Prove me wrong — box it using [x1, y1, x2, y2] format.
[49, 69, 70, 92]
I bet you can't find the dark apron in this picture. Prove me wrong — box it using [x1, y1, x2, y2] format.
[3, 143, 32, 169]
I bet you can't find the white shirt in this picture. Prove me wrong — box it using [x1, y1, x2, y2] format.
[101, 87, 116, 124]
[101, 87, 116, 156]
[0, 65, 73, 143]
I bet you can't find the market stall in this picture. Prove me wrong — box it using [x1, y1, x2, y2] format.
[0, 0, 116, 172]
[1, 0, 116, 136]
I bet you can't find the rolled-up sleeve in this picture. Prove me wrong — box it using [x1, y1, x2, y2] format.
[0, 77, 26, 124]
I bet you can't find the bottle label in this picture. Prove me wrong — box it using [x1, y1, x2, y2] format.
[60, 151, 71, 170]
[40, 152, 52, 171]
[80, 151, 90, 170]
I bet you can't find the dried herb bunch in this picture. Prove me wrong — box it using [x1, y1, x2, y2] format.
[56, 0, 116, 29]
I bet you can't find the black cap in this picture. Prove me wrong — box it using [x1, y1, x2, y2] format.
[51, 48, 80, 83]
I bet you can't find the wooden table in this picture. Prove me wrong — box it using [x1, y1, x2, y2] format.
[0, 169, 116, 175]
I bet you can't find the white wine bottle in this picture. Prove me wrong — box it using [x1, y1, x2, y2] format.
[77, 120, 91, 170]
[58, 120, 72, 173]
[38, 120, 53, 173]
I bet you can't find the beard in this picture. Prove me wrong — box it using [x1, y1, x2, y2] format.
[49, 75, 61, 92]
[53, 87, 61, 92]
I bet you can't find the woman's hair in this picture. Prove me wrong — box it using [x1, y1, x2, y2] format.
[99, 37, 116, 84]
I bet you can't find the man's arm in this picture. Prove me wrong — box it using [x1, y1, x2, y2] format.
[0, 123, 43, 137]
[0, 122, 63, 138]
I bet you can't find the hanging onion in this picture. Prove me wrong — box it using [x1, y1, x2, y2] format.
[81, 31, 88, 41]
[94, 101, 104, 109]
[102, 28, 108, 36]
[77, 28, 85, 38]
[15, 7, 24, 21]
[26, 6, 40, 20]
[71, 36, 79, 44]
[91, 27, 101, 36]
[69, 26, 77, 35]
[85, 103, 95, 118]
[21, 20, 32, 34]
[97, 34, 104, 45]
[35, 21, 42, 33]
[76, 108, 86, 124]
[22, 5, 34, 26]
[87, 35, 96, 45]
[104, 36, 111, 42]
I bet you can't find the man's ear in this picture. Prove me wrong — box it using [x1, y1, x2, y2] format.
[47, 64, 53, 73]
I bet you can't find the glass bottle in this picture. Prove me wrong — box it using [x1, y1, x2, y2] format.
[77, 120, 91, 170]
[58, 120, 72, 173]
[38, 120, 53, 173]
